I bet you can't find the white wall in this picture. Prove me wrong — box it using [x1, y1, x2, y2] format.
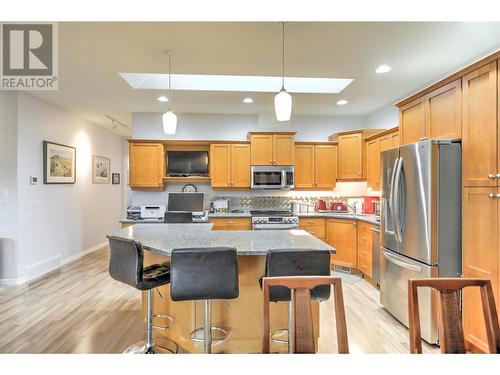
[12, 93, 125, 281]
[132, 112, 369, 141]
[364, 104, 399, 129]
[0, 92, 19, 280]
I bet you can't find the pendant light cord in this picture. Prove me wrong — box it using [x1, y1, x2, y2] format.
[281, 22, 285, 90]
[168, 53, 172, 92]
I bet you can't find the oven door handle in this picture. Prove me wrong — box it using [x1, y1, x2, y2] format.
[252, 224, 299, 230]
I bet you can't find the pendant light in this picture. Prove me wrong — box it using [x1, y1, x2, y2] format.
[274, 22, 292, 122]
[162, 51, 177, 134]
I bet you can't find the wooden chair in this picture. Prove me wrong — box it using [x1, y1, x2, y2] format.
[408, 278, 500, 354]
[262, 276, 349, 354]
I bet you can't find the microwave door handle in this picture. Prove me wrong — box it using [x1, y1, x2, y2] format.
[382, 250, 422, 272]
[281, 170, 286, 188]
[393, 157, 403, 243]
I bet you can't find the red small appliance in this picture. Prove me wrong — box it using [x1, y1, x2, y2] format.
[316, 199, 327, 211]
[330, 202, 347, 212]
[363, 196, 380, 214]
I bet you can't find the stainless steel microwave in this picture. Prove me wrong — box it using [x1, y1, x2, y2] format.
[251, 166, 294, 189]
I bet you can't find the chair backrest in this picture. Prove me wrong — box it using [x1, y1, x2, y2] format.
[170, 247, 239, 301]
[164, 211, 193, 223]
[264, 249, 331, 302]
[408, 278, 500, 354]
[107, 236, 144, 290]
[262, 275, 348, 354]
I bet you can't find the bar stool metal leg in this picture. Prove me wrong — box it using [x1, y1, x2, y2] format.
[188, 300, 229, 353]
[204, 300, 212, 354]
[124, 289, 178, 354]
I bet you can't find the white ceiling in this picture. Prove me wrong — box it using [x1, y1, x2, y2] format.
[29, 22, 500, 136]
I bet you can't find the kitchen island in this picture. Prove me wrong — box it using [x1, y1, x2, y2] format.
[109, 223, 335, 353]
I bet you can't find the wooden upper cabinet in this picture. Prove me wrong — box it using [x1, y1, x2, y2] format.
[210, 144, 231, 188]
[378, 135, 392, 153]
[250, 134, 274, 165]
[462, 61, 498, 187]
[295, 144, 337, 190]
[338, 133, 363, 179]
[366, 139, 380, 190]
[210, 143, 250, 188]
[400, 98, 426, 145]
[315, 144, 337, 190]
[294, 145, 315, 189]
[230, 144, 251, 188]
[273, 134, 295, 165]
[462, 187, 499, 352]
[391, 132, 400, 147]
[249, 132, 295, 165]
[326, 219, 357, 268]
[426, 79, 462, 140]
[129, 142, 164, 189]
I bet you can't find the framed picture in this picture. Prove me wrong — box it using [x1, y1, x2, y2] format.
[43, 141, 76, 184]
[93, 155, 111, 184]
[112, 173, 121, 185]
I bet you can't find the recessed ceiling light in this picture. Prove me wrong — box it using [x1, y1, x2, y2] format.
[242, 97, 254, 104]
[337, 99, 348, 105]
[376, 65, 392, 74]
[157, 96, 169, 102]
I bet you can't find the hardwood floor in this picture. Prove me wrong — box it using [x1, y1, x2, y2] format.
[0, 247, 438, 354]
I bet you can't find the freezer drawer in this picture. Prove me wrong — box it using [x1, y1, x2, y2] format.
[380, 248, 438, 344]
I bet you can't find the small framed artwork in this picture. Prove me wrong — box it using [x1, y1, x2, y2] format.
[43, 141, 77, 184]
[93, 155, 111, 184]
[112, 173, 121, 185]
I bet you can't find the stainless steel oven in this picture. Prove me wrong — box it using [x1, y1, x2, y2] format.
[251, 166, 294, 190]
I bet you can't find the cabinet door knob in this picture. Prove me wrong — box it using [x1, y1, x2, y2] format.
[496, 174, 500, 179]
[488, 193, 500, 199]
[488, 174, 496, 180]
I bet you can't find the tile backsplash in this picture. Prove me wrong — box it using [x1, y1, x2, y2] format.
[129, 181, 380, 211]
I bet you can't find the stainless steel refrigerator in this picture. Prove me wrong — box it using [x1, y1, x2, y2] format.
[380, 140, 462, 344]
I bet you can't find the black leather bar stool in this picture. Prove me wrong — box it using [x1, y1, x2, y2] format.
[170, 247, 239, 353]
[108, 236, 177, 354]
[261, 249, 331, 353]
[164, 211, 193, 223]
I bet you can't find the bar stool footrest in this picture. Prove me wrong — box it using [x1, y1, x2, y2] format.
[189, 327, 228, 343]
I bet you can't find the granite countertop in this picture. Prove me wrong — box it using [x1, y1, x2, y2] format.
[109, 223, 335, 256]
[296, 212, 380, 226]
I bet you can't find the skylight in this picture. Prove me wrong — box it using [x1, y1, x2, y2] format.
[119, 73, 353, 94]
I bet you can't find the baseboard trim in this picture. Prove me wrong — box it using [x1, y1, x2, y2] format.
[0, 241, 107, 287]
[61, 241, 107, 266]
[0, 277, 27, 287]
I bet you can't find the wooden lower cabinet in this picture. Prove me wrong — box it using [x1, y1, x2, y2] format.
[462, 187, 499, 353]
[299, 217, 326, 241]
[357, 221, 373, 277]
[326, 219, 357, 268]
[210, 218, 251, 230]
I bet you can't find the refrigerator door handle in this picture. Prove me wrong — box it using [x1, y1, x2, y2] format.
[388, 157, 399, 238]
[392, 157, 403, 243]
[382, 250, 422, 272]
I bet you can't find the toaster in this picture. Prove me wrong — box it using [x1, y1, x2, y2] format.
[330, 202, 347, 212]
